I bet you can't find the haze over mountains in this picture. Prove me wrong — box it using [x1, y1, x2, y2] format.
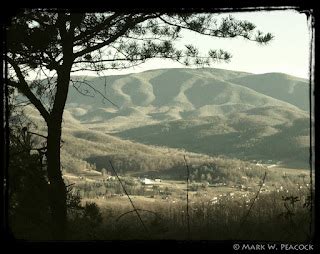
[61, 68, 310, 168]
[24, 67, 310, 174]
[66, 68, 309, 131]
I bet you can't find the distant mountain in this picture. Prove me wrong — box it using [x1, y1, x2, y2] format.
[116, 106, 309, 168]
[24, 67, 310, 170]
[65, 68, 307, 132]
[229, 72, 309, 111]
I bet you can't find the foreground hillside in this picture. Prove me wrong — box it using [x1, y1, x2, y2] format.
[25, 105, 270, 182]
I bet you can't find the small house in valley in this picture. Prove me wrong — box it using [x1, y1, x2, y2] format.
[140, 178, 154, 185]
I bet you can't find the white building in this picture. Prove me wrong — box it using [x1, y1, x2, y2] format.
[140, 178, 154, 185]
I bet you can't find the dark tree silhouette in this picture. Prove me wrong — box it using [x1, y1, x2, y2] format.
[8, 129, 51, 239]
[7, 101, 51, 239]
[6, 10, 273, 239]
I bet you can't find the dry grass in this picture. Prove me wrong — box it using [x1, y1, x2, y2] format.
[73, 184, 313, 241]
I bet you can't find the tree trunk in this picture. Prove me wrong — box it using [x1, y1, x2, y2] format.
[47, 122, 67, 240]
[45, 25, 74, 239]
[46, 63, 73, 239]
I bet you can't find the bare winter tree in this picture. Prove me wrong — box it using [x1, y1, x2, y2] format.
[6, 10, 273, 239]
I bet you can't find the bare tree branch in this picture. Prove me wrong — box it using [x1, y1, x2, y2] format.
[183, 155, 191, 239]
[27, 131, 47, 139]
[116, 209, 162, 222]
[238, 170, 268, 232]
[6, 56, 50, 122]
[70, 78, 119, 108]
[109, 160, 149, 235]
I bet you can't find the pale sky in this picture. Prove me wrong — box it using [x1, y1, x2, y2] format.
[89, 10, 311, 79]
[22, 10, 311, 80]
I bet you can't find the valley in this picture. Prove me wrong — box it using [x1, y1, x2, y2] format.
[19, 67, 313, 240]
[34, 67, 310, 172]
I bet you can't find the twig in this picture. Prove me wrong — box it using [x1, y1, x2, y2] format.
[238, 170, 267, 230]
[109, 160, 149, 234]
[183, 155, 190, 240]
[71, 81, 95, 98]
[66, 183, 75, 188]
[70, 78, 119, 109]
[27, 131, 47, 139]
[116, 208, 161, 222]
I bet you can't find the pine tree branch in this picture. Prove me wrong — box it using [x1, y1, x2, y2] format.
[73, 13, 124, 44]
[159, 16, 272, 43]
[73, 14, 160, 59]
[73, 58, 137, 64]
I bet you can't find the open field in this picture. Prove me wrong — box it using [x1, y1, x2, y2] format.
[64, 165, 313, 240]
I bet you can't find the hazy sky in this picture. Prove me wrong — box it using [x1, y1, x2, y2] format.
[90, 10, 311, 79]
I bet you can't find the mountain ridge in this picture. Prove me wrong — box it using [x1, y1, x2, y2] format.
[22, 67, 310, 170]
[65, 68, 308, 133]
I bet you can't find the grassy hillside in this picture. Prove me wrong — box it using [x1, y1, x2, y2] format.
[23, 104, 284, 186]
[65, 68, 306, 133]
[230, 72, 309, 111]
[115, 105, 310, 168]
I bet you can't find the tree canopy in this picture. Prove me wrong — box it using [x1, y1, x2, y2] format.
[7, 11, 273, 115]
